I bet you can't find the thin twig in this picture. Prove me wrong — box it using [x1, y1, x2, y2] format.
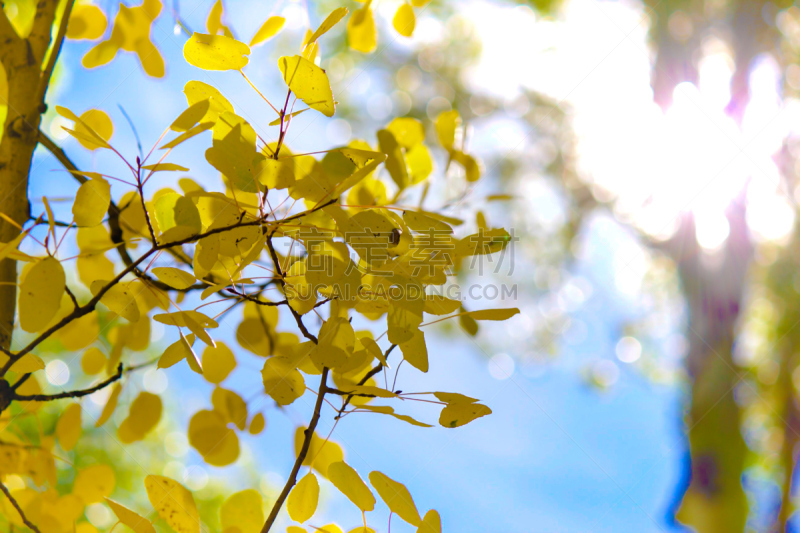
[0, 480, 40, 533]
[14, 364, 123, 401]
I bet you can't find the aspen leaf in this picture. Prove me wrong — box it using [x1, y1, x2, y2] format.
[465, 308, 520, 321]
[349, 529, 376, 533]
[184, 32, 250, 70]
[55, 403, 81, 452]
[4, 352, 43, 375]
[105, 498, 157, 533]
[278, 55, 335, 117]
[82, 0, 165, 77]
[95, 383, 121, 427]
[318, 526, 344, 533]
[73, 177, 111, 226]
[387, 117, 424, 148]
[439, 402, 491, 428]
[205, 0, 232, 37]
[161, 122, 214, 150]
[378, 129, 409, 189]
[262, 357, 304, 405]
[212, 387, 248, 430]
[348, 2, 376, 53]
[170, 99, 211, 132]
[360, 337, 388, 366]
[418, 510, 442, 533]
[144, 475, 200, 533]
[287, 528, 307, 533]
[202, 342, 236, 384]
[452, 151, 480, 182]
[287, 472, 319, 523]
[294, 427, 344, 478]
[141, 163, 189, 172]
[19, 257, 65, 332]
[393, 3, 416, 37]
[188, 410, 240, 466]
[81, 348, 106, 375]
[205, 121, 265, 193]
[368, 471, 421, 526]
[152, 267, 196, 290]
[434, 392, 478, 404]
[74, 464, 115, 503]
[118, 392, 162, 442]
[158, 334, 197, 369]
[358, 404, 432, 427]
[435, 110, 460, 151]
[184, 81, 234, 124]
[75, 109, 114, 150]
[403, 211, 453, 235]
[249, 412, 266, 434]
[328, 461, 375, 511]
[308, 7, 348, 44]
[220, 489, 263, 533]
[91, 280, 140, 322]
[423, 295, 461, 316]
[67, 4, 107, 40]
[399, 329, 428, 373]
[250, 16, 285, 47]
[459, 312, 478, 336]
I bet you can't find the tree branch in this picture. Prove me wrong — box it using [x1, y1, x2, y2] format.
[36, 0, 75, 105]
[0, 480, 40, 533]
[14, 364, 123, 401]
[261, 367, 328, 533]
[335, 344, 396, 419]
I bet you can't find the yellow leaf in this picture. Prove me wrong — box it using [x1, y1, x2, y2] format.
[406, 144, 433, 183]
[417, 510, 441, 533]
[403, 211, 452, 235]
[278, 55, 335, 117]
[144, 475, 200, 533]
[82, 0, 165, 77]
[433, 392, 478, 404]
[141, 163, 189, 172]
[95, 383, 122, 427]
[288, 528, 307, 533]
[452, 150, 480, 182]
[387, 117, 424, 148]
[55, 403, 81, 452]
[187, 410, 240, 466]
[91, 280, 140, 322]
[392, 3, 415, 37]
[184, 80, 234, 124]
[152, 267, 197, 290]
[459, 312, 478, 336]
[435, 110, 460, 151]
[262, 357, 304, 406]
[220, 490, 263, 533]
[328, 461, 375, 511]
[73, 464, 115, 504]
[287, 472, 319, 523]
[368, 471, 421, 526]
[347, 2, 376, 53]
[161, 122, 214, 150]
[205, 0, 232, 37]
[377, 129, 409, 189]
[76, 109, 114, 150]
[184, 32, 250, 70]
[465, 308, 520, 321]
[294, 427, 344, 478]
[118, 392, 162, 443]
[423, 295, 461, 316]
[153, 192, 202, 234]
[67, 4, 107, 40]
[205, 120, 265, 193]
[81, 348, 106, 375]
[73, 177, 110, 227]
[8, 353, 44, 374]
[250, 16, 285, 47]
[105, 498, 157, 533]
[211, 387, 248, 430]
[19, 257, 65, 333]
[158, 334, 197, 369]
[439, 402, 491, 428]
[249, 412, 265, 435]
[308, 7, 348, 45]
[399, 329, 428, 372]
[202, 342, 236, 384]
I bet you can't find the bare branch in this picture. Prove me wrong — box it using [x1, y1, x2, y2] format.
[14, 364, 123, 402]
[336, 344, 396, 419]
